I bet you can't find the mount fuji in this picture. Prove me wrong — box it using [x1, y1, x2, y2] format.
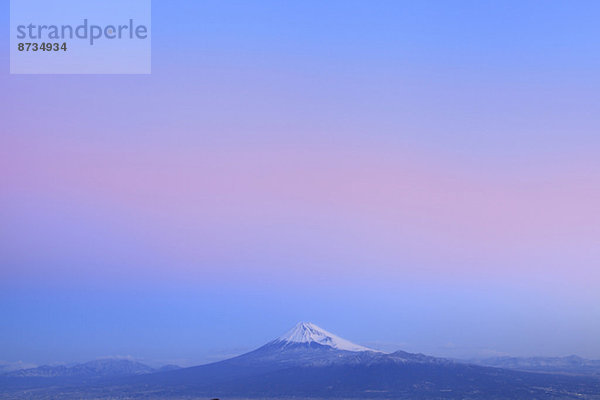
[274, 322, 379, 352]
[2, 322, 600, 399]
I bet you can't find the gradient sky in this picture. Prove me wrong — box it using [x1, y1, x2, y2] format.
[1, 0, 600, 367]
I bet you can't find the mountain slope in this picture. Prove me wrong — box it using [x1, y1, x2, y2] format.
[127, 323, 386, 388]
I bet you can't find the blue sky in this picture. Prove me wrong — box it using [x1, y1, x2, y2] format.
[1, 0, 600, 366]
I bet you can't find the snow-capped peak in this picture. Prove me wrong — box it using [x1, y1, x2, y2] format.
[275, 322, 378, 352]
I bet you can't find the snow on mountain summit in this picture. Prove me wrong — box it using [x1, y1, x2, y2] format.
[275, 322, 378, 352]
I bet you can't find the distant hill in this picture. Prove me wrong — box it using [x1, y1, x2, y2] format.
[155, 364, 182, 372]
[0, 362, 37, 374]
[1, 358, 182, 379]
[4, 358, 154, 378]
[472, 355, 600, 376]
